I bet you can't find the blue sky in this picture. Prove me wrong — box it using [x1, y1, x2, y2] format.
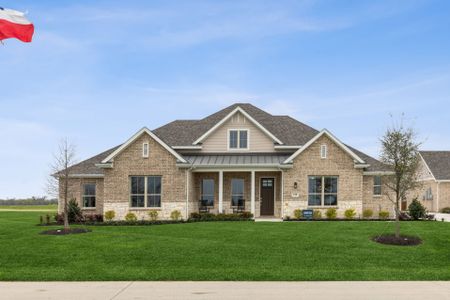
[1, 0, 450, 198]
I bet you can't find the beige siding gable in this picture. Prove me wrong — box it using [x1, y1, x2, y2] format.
[201, 112, 276, 152]
[418, 158, 435, 181]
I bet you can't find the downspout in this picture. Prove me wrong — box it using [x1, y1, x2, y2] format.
[436, 181, 440, 213]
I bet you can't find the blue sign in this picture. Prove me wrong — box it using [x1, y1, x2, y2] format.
[302, 209, 313, 220]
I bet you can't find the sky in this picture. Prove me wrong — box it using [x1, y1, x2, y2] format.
[1, 0, 450, 198]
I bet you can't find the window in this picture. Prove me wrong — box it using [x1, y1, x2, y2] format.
[231, 178, 244, 206]
[373, 176, 382, 196]
[320, 144, 327, 159]
[308, 176, 338, 206]
[82, 183, 96, 208]
[229, 130, 248, 149]
[423, 187, 433, 201]
[142, 142, 149, 158]
[130, 176, 162, 208]
[201, 179, 215, 206]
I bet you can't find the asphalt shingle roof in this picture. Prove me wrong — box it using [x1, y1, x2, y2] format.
[420, 151, 450, 180]
[66, 103, 390, 175]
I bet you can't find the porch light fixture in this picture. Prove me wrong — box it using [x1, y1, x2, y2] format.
[294, 182, 298, 189]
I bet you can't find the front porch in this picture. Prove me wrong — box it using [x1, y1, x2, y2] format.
[189, 170, 283, 219]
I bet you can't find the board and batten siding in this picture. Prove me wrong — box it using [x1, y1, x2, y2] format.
[201, 112, 276, 152]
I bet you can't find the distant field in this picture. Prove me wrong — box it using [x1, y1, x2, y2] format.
[0, 204, 57, 211]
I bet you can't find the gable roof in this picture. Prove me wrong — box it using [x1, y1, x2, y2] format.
[419, 151, 450, 181]
[192, 106, 283, 145]
[101, 127, 187, 164]
[153, 103, 319, 147]
[61, 146, 120, 176]
[284, 129, 366, 164]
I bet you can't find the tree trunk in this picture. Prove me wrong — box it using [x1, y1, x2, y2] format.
[395, 191, 400, 238]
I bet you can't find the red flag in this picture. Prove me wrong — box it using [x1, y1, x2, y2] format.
[0, 7, 34, 43]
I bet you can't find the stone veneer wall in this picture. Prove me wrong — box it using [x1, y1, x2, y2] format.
[102, 132, 188, 220]
[362, 176, 395, 218]
[282, 135, 364, 218]
[58, 177, 104, 215]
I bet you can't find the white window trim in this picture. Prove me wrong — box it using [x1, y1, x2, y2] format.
[227, 129, 250, 151]
[82, 183, 96, 208]
[129, 176, 162, 208]
[308, 176, 338, 207]
[320, 144, 327, 159]
[142, 142, 149, 158]
[373, 176, 382, 197]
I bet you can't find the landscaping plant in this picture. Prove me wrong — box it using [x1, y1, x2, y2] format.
[68, 199, 82, 222]
[313, 210, 322, 219]
[125, 212, 137, 222]
[344, 209, 356, 220]
[104, 210, 116, 221]
[408, 198, 426, 220]
[326, 208, 337, 219]
[294, 209, 302, 219]
[379, 210, 390, 220]
[362, 209, 373, 219]
[170, 210, 181, 221]
[148, 210, 158, 221]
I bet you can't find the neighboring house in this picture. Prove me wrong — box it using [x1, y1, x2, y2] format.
[58, 103, 396, 220]
[406, 151, 450, 212]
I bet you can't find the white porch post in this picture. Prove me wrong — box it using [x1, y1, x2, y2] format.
[251, 170, 255, 216]
[281, 170, 284, 219]
[219, 170, 224, 213]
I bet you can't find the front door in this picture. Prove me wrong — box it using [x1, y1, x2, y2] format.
[260, 178, 274, 216]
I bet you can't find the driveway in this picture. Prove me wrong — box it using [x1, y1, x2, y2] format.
[0, 281, 449, 300]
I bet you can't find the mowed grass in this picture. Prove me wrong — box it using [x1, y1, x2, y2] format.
[0, 204, 57, 211]
[0, 211, 449, 281]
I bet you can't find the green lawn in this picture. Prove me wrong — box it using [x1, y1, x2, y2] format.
[0, 211, 449, 281]
[0, 204, 57, 211]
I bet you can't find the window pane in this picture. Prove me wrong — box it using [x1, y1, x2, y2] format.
[83, 196, 95, 208]
[239, 131, 248, 148]
[232, 179, 244, 195]
[374, 186, 382, 195]
[324, 177, 337, 193]
[201, 195, 214, 206]
[201, 179, 214, 206]
[131, 177, 145, 194]
[131, 195, 145, 207]
[308, 177, 322, 194]
[308, 194, 321, 206]
[83, 184, 96, 196]
[324, 194, 337, 206]
[148, 195, 161, 207]
[148, 176, 161, 194]
[229, 130, 238, 148]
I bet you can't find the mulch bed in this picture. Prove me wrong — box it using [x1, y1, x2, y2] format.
[40, 228, 91, 235]
[372, 234, 422, 246]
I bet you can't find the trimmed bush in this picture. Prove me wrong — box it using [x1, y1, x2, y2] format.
[408, 198, 426, 220]
[294, 209, 302, 219]
[313, 210, 322, 219]
[344, 209, 356, 219]
[362, 209, 373, 219]
[379, 210, 390, 220]
[104, 210, 116, 221]
[85, 214, 103, 222]
[148, 210, 158, 221]
[440, 207, 450, 214]
[170, 210, 181, 221]
[125, 212, 137, 222]
[68, 198, 82, 222]
[189, 212, 253, 222]
[325, 208, 337, 219]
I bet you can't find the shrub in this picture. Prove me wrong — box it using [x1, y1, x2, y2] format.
[125, 212, 137, 222]
[240, 211, 253, 219]
[344, 209, 356, 219]
[313, 210, 322, 219]
[189, 212, 253, 221]
[104, 210, 116, 221]
[293, 209, 302, 219]
[408, 198, 426, 220]
[440, 207, 450, 214]
[68, 198, 82, 222]
[379, 210, 389, 220]
[148, 210, 159, 221]
[325, 208, 337, 219]
[362, 209, 373, 219]
[85, 214, 103, 222]
[45, 214, 51, 224]
[39, 215, 44, 225]
[170, 210, 181, 221]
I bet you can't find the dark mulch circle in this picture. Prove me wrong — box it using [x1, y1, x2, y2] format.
[372, 234, 422, 246]
[40, 228, 91, 235]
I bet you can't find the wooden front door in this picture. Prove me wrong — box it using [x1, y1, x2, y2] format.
[260, 178, 275, 216]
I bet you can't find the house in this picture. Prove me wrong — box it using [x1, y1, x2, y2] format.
[406, 151, 450, 212]
[58, 103, 396, 220]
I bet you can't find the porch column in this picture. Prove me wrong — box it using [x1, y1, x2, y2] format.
[251, 170, 255, 215]
[281, 170, 284, 219]
[219, 170, 223, 213]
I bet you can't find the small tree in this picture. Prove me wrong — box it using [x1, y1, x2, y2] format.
[380, 119, 422, 238]
[47, 138, 77, 230]
[408, 198, 426, 220]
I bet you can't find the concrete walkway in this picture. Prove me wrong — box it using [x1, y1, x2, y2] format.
[0, 281, 449, 300]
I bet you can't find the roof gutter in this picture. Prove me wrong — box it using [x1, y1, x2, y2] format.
[95, 163, 113, 169]
[363, 171, 395, 176]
